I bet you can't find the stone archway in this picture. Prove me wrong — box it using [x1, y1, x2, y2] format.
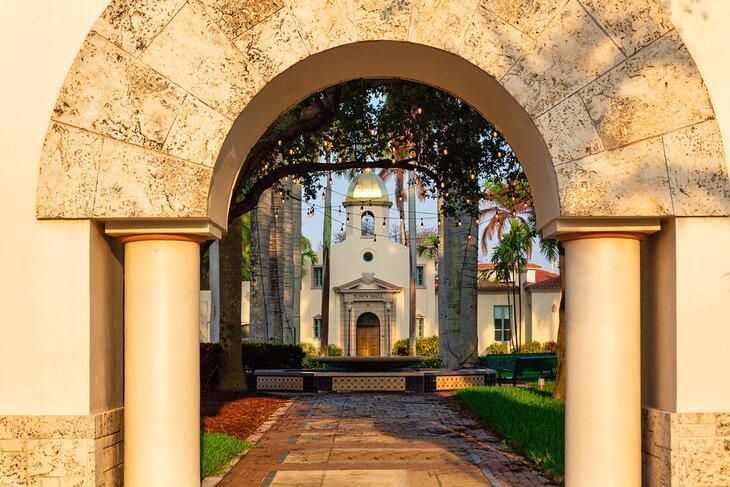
[30, 1, 730, 486]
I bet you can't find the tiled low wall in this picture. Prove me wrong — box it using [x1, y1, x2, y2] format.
[0, 407, 123, 486]
[642, 407, 730, 486]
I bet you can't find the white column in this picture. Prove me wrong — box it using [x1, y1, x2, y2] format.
[121, 235, 202, 487]
[563, 234, 642, 486]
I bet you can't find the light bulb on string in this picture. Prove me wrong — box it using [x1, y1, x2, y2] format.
[374, 234, 377, 244]
[274, 209, 279, 219]
[497, 151, 503, 158]
[321, 191, 326, 200]
[346, 213, 350, 225]
[438, 217, 442, 226]
[360, 203, 364, 212]
[440, 182, 445, 189]
[492, 130, 498, 138]
[457, 220, 462, 227]
[443, 148, 448, 156]
[416, 107, 423, 115]
[382, 218, 386, 228]
[328, 176, 333, 186]
[420, 218, 424, 230]
[368, 200, 372, 209]
[470, 174, 475, 180]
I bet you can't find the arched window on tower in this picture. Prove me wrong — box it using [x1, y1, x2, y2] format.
[361, 211, 374, 237]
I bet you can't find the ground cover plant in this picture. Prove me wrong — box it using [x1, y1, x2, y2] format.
[200, 432, 252, 477]
[454, 383, 564, 481]
[200, 390, 288, 478]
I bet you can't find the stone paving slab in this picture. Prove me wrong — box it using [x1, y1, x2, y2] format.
[218, 393, 558, 487]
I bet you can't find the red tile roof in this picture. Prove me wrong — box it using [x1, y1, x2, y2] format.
[525, 275, 562, 290]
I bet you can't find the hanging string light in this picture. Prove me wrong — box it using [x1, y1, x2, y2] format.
[492, 130, 498, 138]
[438, 216, 442, 226]
[346, 213, 350, 225]
[321, 190, 326, 200]
[274, 209, 279, 219]
[420, 218, 424, 230]
[416, 107, 423, 115]
[443, 148, 448, 156]
[328, 176, 333, 186]
[368, 200, 372, 209]
[382, 218, 386, 228]
[374, 234, 377, 244]
[360, 203, 364, 212]
[339, 225, 344, 236]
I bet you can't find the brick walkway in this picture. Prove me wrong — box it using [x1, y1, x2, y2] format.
[217, 393, 557, 487]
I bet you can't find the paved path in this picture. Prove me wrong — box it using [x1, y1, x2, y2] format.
[218, 393, 556, 487]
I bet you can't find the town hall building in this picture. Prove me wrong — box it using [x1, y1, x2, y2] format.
[202, 171, 561, 355]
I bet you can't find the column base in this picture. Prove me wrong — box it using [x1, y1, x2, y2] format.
[0, 407, 123, 486]
[642, 407, 730, 486]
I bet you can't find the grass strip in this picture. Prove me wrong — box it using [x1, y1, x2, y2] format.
[200, 431, 253, 477]
[454, 385, 564, 480]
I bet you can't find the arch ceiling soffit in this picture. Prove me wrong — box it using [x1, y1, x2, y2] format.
[36, 0, 730, 232]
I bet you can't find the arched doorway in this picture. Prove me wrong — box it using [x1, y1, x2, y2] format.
[356, 312, 380, 357]
[25, 2, 730, 486]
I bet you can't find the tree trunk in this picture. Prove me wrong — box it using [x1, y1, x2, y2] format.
[459, 216, 478, 367]
[442, 213, 464, 369]
[553, 245, 566, 400]
[209, 241, 220, 343]
[320, 166, 332, 355]
[437, 197, 449, 364]
[396, 171, 407, 245]
[249, 189, 273, 343]
[217, 217, 246, 390]
[281, 178, 295, 344]
[269, 190, 284, 342]
[291, 182, 302, 344]
[407, 170, 417, 356]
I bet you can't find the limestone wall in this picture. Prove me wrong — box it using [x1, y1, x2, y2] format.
[0, 408, 123, 486]
[643, 407, 730, 486]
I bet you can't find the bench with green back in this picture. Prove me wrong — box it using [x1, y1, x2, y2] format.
[478, 353, 557, 386]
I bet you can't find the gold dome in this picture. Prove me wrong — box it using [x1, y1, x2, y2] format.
[345, 170, 390, 203]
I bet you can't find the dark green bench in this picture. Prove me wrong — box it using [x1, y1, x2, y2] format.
[478, 353, 557, 385]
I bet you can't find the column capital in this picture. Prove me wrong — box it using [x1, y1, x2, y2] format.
[559, 232, 647, 243]
[540, 217, 660, 239]
[105, 218, 224, 240]
[117, 234, 207, 245]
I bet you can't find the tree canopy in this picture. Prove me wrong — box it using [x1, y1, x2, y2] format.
[229, 80, 522, 222]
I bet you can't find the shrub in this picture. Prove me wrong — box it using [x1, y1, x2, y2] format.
[391, 336, 443, 368]
[519, 340, 543, 353]
[200, 343, 222, 390]
[484, 342, 509, 355]
[241, 343, 305, 371]
[300, 342, 343, 369]
[542, 340, 557, 352]
[300, 342, 318, 356]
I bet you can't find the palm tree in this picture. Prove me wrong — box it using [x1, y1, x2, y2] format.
[489, 220, 531, 351]
[479, 178, 533, 257]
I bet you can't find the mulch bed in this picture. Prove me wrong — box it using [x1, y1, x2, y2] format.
[201, 390, 289, 440]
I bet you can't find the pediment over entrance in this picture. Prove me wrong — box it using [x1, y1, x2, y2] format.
[334, 273, 402, 294]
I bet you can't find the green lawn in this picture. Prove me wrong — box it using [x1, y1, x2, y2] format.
[200, 431, 253, 478]
[454, 384, 564, 481]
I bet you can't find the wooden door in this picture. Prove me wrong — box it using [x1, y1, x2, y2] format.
[356, 326, 380, 356]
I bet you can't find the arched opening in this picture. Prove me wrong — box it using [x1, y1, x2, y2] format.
[26, 2, 730, 486]
[360, 211, 375, 237]
[356, 312, 380, 357]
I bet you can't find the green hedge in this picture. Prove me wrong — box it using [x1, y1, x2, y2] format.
[391, 336, 444, 368]
[200, 342, 305, 390]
